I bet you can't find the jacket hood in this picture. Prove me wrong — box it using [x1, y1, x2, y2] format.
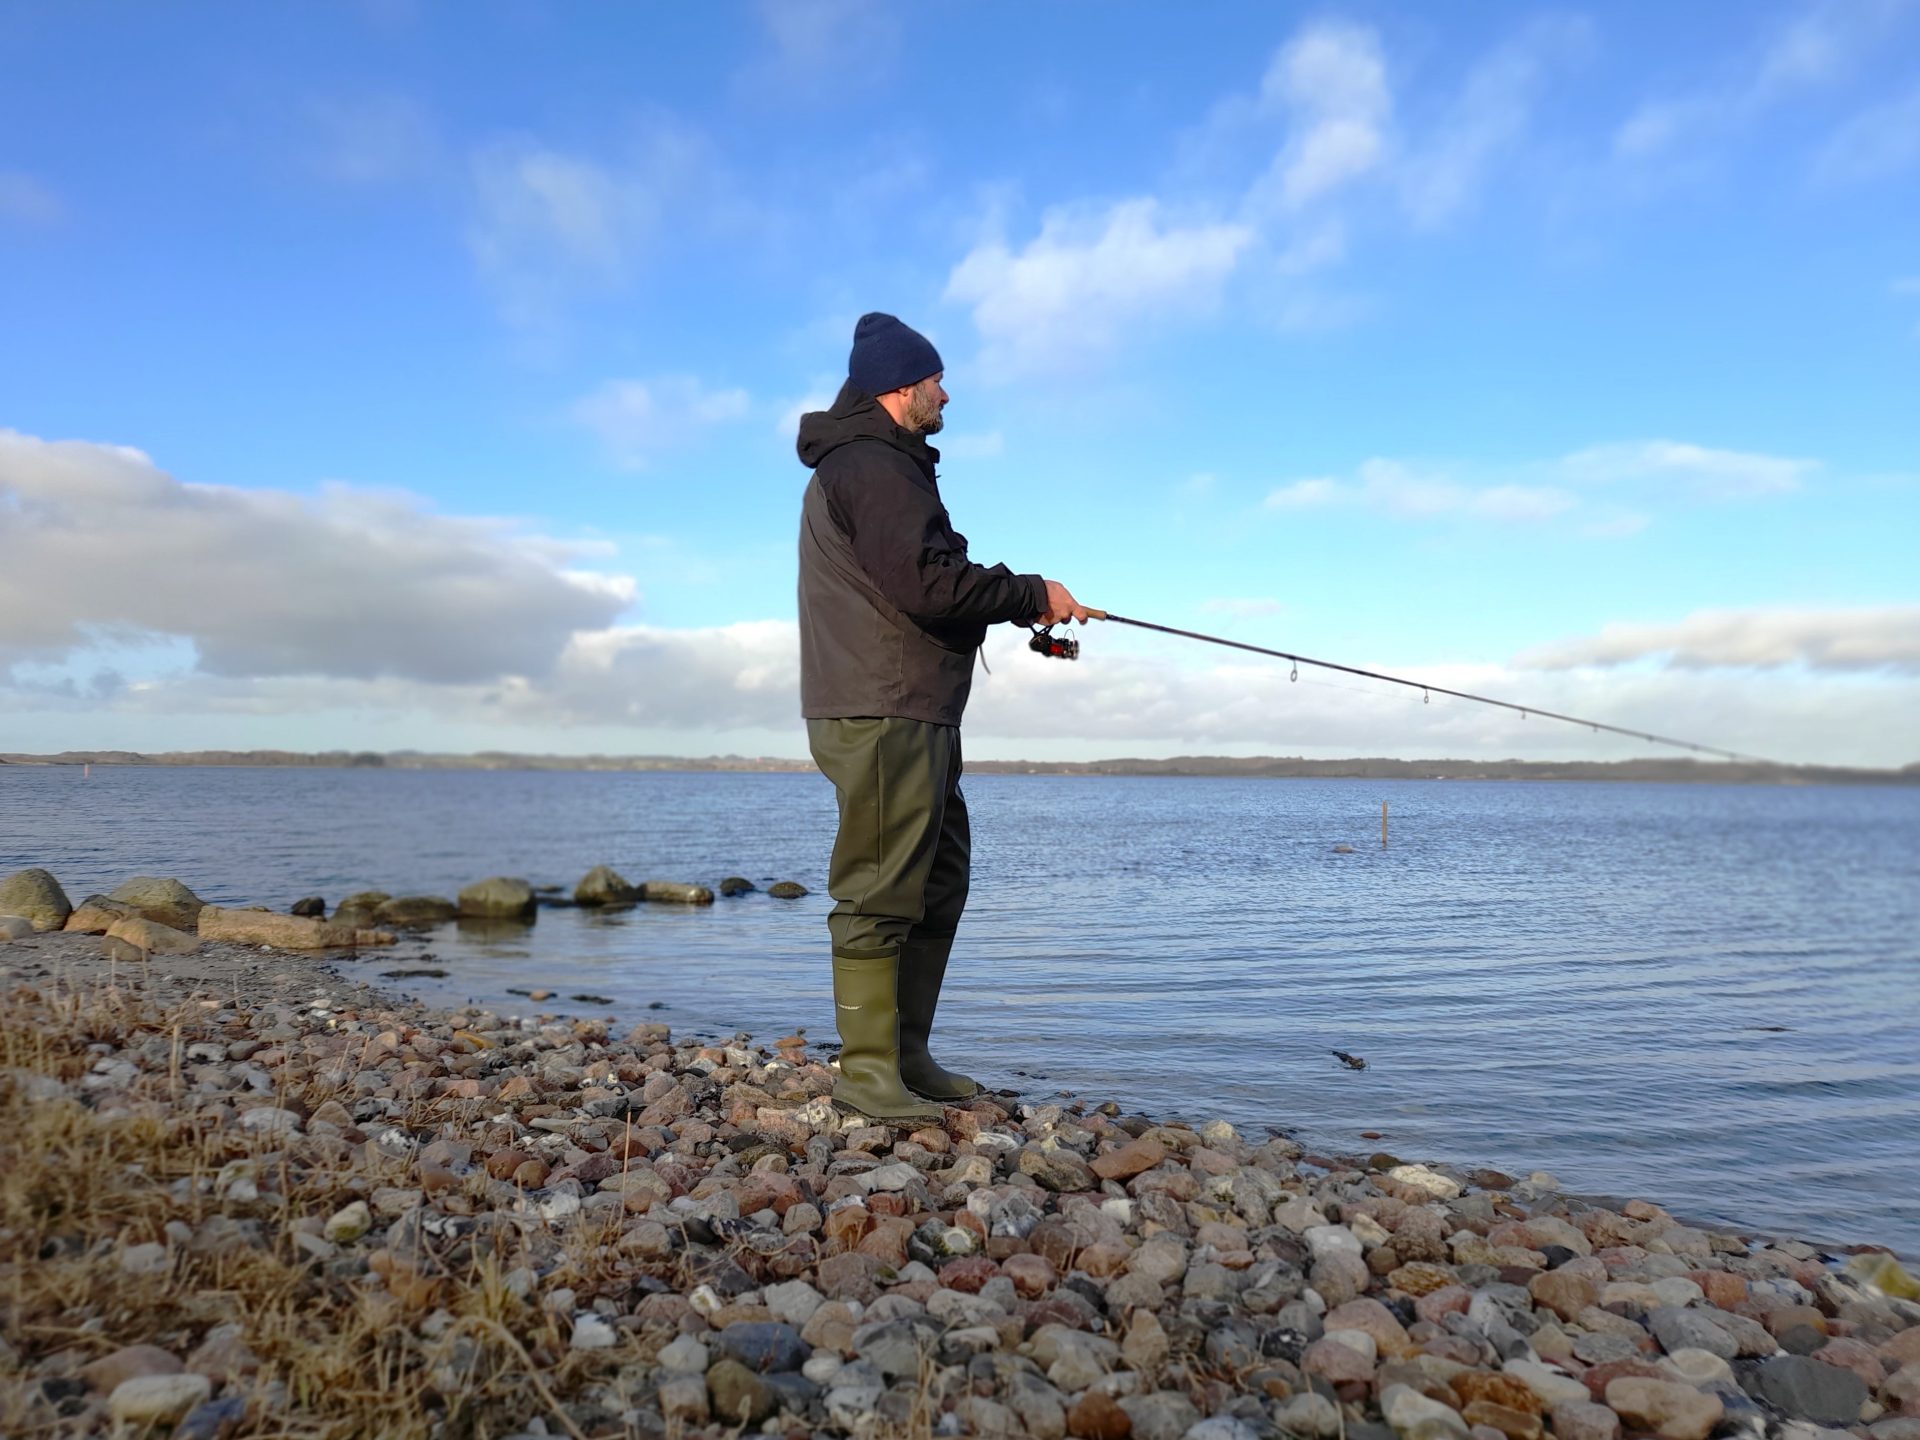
[797, 379, 939, 473]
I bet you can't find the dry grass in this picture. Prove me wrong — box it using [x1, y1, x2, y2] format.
[0, 976, 667, 1439]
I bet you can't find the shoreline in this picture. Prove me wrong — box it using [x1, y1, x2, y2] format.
[3, 930, 1918, 1440]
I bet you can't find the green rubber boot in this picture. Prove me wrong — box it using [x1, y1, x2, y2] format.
[831, 950, 945, 1123]
[898, 935, 980, 1101]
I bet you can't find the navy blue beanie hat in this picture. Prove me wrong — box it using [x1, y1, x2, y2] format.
[848, 312, 943, 396]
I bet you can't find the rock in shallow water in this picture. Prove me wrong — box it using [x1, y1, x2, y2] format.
[458, 876, 536, 918]
[574, 865, 638, 905]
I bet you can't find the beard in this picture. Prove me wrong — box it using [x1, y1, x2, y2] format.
[903, 382, 945, 434]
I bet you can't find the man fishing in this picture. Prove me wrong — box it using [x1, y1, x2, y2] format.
[796, 312, 1088, 1122]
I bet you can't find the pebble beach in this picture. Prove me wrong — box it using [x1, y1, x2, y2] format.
[3, 867, 1919, 1440]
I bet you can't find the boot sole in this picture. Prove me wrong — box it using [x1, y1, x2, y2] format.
[830, 1096, 945, 1123]
[904, 1081, 979, 1101]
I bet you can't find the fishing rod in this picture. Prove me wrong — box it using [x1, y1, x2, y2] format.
[1027, 610, 1780, 767]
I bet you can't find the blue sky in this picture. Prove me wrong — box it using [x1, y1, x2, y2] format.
[1, 0, 1916, 766]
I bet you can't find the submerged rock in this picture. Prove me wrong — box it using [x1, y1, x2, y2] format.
[768, 881, 809, 899]
[331, 890, 392, 925]
[641, 880, 716, 905]
[375, 895, 457, 927]
[575, 865, 639, 905]
[458, 876, 536, 919]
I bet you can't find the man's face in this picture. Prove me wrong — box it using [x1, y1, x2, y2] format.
[901, 374, 947, 435]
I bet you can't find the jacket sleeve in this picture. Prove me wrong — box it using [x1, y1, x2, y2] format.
[826, 463, 1046, 627]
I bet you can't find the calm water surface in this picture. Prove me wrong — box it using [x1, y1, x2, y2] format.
[4, 765, 1916, 1253]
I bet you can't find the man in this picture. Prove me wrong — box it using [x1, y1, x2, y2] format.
[796, 312, 1087, 1122]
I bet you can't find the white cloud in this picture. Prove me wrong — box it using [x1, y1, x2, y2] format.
[1259, 438, 1813, 527]
[1816, 86, 1920, 183]
[1614, 0, 1915, 161]
[944, 199, 1253, 375]
[465, 119, 729, 328]
[1560, 440, 1815, 498]
[952, 13, 1587, 370]
[1472, 483, 1580, 522]
[1517, 606, 1920, 674]
[3, 432, 1909, 769]
[0, 431, 631, 686]
[1263, 460, 1574, 522]
[1402, 16, 1589, 227]
[0, 170, 63, 226]
[1253, 22, 1392, 212]
[571, 376, 752, 469]
[739, 0, 898, 100]
[24, 613, 1909, 768]
[1263, 477, 1345, 510]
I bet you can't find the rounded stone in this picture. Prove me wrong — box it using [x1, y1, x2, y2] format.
[106, 875, 203, 930]
[0, 867, 73, 931]
[707, 1358, 776, 1423]
[457, 876, 536, 919]
[110, 1374, 212, 1426]
[574, 866, 638, 906]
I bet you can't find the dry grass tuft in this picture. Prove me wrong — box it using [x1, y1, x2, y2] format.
[0, 977, 656, 1439]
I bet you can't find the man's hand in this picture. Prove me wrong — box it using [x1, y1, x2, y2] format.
[1036, 579, 1090, 626]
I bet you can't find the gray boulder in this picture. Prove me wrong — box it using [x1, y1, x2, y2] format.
[640, 880, 715, 905]
[574, 866, 639, 906]
[457, 876, 535, 919]
[1, 867, 73, 931]
[331, 890, 391, 925]
[108, 876, 204, 931]
[1744, 1355, 1868, 1425]
[375, 895, 456, 927]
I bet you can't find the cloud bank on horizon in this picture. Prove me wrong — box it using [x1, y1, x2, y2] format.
[0, 2, 1915, 768]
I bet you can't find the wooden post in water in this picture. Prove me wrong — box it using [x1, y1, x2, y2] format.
[1381, 801, 1388, 848]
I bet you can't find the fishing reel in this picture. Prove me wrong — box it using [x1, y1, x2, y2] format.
[1028, 625, 1079, 661]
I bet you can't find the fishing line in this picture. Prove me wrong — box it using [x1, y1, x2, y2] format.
[1043, 609, 1778, 766]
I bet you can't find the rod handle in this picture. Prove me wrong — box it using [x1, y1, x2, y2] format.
[1085, 608, 1109, 620]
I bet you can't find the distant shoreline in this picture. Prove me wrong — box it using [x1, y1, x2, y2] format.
[3, 749, 1915, 786]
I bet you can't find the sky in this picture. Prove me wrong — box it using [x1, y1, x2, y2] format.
[1, 0, 1916, 768]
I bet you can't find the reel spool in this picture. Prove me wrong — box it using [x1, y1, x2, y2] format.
[1028, 625, 1079, 661]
